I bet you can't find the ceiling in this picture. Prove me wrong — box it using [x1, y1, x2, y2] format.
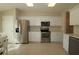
[0, 3, 78, 15]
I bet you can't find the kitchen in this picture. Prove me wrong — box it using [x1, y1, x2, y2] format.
[0, 3, 79, 55]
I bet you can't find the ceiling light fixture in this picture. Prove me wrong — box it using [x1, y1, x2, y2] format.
[26, 3, 34, 7]
[48, 3, 56, 7]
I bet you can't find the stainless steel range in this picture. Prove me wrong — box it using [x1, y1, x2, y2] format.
[40, 21, 50, 43]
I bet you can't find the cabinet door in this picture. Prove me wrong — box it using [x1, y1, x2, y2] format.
[69, 37, 79, 55]
[51, 32, 63, 42]
[50, 16, 63, 26]
[30, 19, 41, 26]
[70, 6, 79, 25]
[63, 34, 69, 52]
[29, 32, 41, 42]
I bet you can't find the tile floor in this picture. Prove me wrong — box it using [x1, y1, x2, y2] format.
[8, 42, 66, 55]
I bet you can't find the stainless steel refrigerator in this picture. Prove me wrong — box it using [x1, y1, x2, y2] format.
[17, 20, 29, 44]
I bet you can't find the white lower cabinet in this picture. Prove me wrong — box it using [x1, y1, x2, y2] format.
[29, 32, 63, 42]
[29, 32, 41, 42]
[63, 34, 69, 52]
[51, 32, 63, 42]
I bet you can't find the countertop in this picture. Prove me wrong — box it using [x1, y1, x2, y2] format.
[66, 33, 79, 39]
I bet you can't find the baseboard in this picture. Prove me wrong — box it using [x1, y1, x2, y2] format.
[29, 41, 62, 43]
[29, 41, 41, 43]
[8, 41, 63, 44]
[51, 41, 63, 43]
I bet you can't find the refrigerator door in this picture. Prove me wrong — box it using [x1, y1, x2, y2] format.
[18, 20, 29, 44]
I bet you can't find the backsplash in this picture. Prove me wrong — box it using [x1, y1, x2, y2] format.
[74, 26, 79, 34]
[30, 26, 62, 32]
[30, 26, 41, 31]
[49, 26, 62, 32]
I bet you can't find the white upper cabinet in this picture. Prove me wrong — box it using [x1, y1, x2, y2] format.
[70, 5, 79, 25]
[20, 16, 63, 26]
[30, 19, 41, 26]
[50, 16, 63, 26]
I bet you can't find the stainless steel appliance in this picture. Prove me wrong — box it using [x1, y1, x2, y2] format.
[41, 32, 50, 43]
[17, 20, 29, 44]
[40, 21, 50, 43]
[41, 21, 50, 26]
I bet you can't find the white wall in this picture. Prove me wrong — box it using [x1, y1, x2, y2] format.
[2, 8, 19, 43]
[2, 16, 14, 43]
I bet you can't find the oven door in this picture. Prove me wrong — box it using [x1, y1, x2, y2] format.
[41, 32, 50, 43]
[41, 32, 50, 38]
